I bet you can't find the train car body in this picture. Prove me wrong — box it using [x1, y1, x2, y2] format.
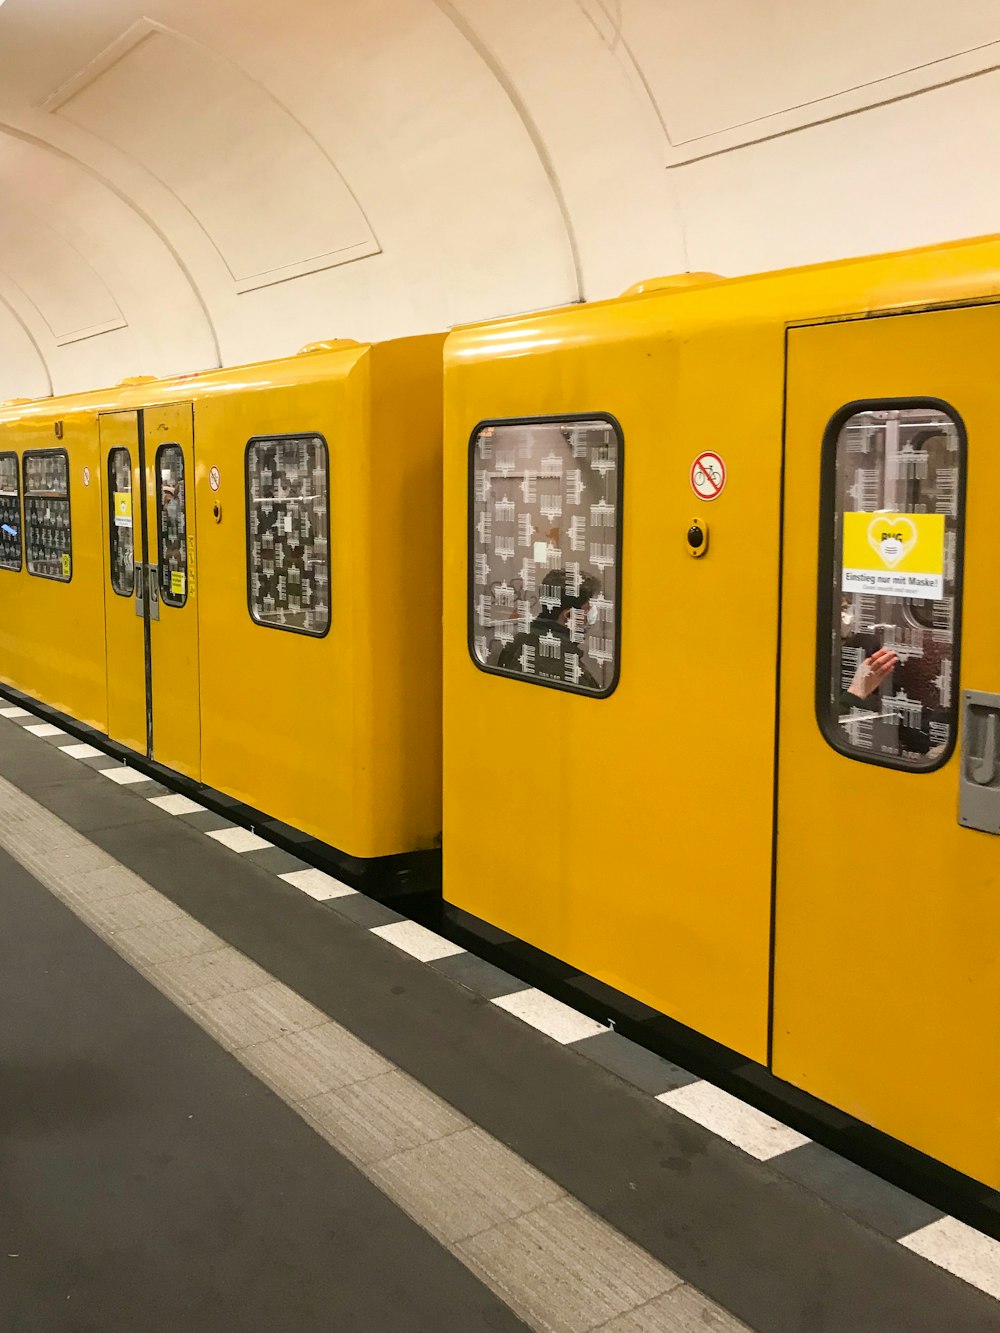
[0, 334, 444, 869]
[442, 235, 1000, 1191]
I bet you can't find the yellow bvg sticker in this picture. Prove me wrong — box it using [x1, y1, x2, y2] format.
[842, 511, 945, 601]
[61, 553, 71, 578]
[113, 491, 132, 527]
[171, 571, 186, 597]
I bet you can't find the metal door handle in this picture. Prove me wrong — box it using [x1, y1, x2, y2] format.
[135, 564, 160, 621]
[972, 712, 997, 786]
[148, 564, 160, 621]
[960, 691, 1000, 833]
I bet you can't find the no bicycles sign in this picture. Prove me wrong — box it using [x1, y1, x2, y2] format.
[690, 450, 726, 501]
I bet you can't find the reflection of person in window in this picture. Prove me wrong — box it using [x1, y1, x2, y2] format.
[497, 569, 602, 690]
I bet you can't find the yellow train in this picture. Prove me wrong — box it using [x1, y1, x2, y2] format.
[2, 234, 999, 1198]
[0, 335, 445, 874]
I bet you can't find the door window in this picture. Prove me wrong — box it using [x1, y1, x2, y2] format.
[108, 448, 134, 597]
[23, 450, 71, 581]
[819, 401, 965, 770]
[0, 452, 20, 571]
[469, 416, 622, 696]
[156, 444, 187, 608]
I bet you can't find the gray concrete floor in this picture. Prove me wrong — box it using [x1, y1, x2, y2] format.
[0, 846, 526, 1332]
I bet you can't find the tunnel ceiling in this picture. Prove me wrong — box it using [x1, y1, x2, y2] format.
[0, 0, 997, 397]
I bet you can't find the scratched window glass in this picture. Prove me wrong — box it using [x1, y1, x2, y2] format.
[469, 418, 621, 696]
[825, 405, 963, 768]
[108, 448, 134, 597]
[157, 445, 188, 608]
[246, 435, 330, 636]
[0, 452, 21, 571]
[24, 450, 71, 582]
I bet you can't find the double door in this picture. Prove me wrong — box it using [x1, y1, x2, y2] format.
[774, 303, 1000, 1190]
[100, 403, 200, 779]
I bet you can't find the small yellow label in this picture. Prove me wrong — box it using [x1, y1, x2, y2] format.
[842, 511, 945, 600]
[61, 553, 71, 577]
[113, 491, 132, 527]
[171, 571, 186, 596]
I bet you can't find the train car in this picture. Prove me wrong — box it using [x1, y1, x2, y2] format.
[441, 234, 1000, 1192]
[0, 333, 444, 883]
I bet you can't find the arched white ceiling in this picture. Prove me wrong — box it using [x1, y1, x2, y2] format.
[0, 0, 997, 396]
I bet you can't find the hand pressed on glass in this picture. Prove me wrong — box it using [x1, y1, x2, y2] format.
[847, 647, 899, 701]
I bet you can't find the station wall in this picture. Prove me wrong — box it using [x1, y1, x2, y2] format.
[0, 0, 997, 396]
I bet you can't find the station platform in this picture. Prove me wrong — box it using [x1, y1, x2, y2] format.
[1, 704, 999, 1332]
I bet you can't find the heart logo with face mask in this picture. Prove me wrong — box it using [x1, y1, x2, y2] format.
[867, 514, 917, 569]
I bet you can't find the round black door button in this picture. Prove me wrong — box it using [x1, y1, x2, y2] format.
[687, 525, 704, 548]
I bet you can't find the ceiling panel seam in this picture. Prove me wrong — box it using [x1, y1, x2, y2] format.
[668, 58, 1000, 169]
[0, 281, 54, 396]
[43, 18, 381, 293]
[0, 122, 220, 367]
[576, 1, 1000, 166]
[430, 0, 583, 302]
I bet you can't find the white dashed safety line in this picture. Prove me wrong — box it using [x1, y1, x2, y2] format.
[147, 793, 206, 816]
[8, 701, 1000, 1304]
[59, 743, 104, 759]
[902, 1216, 1000, 1300]
[100, 765, 153, 786]
[492, 987, 606, 1045]
[205, 826, 273, 854]
[278, 868, 357, 901]
[371, 919, 465, 963]
[657, 1082, 810, 1161]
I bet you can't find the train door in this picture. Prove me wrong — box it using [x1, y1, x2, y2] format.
[99, 401, 201, 779]
[772, 303, 1000, 1190]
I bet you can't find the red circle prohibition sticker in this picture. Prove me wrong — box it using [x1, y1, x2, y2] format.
[690, 450, 726, 501]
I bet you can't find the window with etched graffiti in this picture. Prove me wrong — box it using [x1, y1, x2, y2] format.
[469, 416, 622, 696]
[246, 435, 330, 636]
[821, 402, 964, 770]
[108, 448, 134, 597]
[24, 450, 71, 581]
[0, 452, 21, 571]
[157, 444, 187, 609]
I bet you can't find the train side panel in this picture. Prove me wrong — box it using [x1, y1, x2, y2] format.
[193, 337, 443, 861]
[194, 350, 369, 854]
[365, 334, 445, 855]
[0, 410, 108, 733]
[442, 301, 784, 1062]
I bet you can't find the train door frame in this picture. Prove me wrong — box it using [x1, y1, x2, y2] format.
[770, 299, 1000, 1190]
[99, 400, 201, 778]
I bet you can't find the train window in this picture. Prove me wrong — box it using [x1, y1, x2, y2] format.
[108, 448, 134, 597]
[819, 401, 965, 771]
[156, 444, 187, 609]
[469, 415, 622, 697]
[245, 434, 330, 637]
[23, 450, 71, 582]
[0, 452, 21, 571]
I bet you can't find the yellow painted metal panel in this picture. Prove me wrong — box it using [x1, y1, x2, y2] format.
[442, 305, 783, 1062]
[0, 411, 108, 732]
[194, 335, 444, 860]
[774, 305, 1000, 1190]
[145, 401, 200, 779]
[99, 411, 145, 755]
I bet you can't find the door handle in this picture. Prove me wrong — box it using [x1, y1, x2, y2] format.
[148, 564, 160, 621]
[972, 712, 997, 786]
[960, 691, 1000, 833]
[135, 564, 160, 621]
